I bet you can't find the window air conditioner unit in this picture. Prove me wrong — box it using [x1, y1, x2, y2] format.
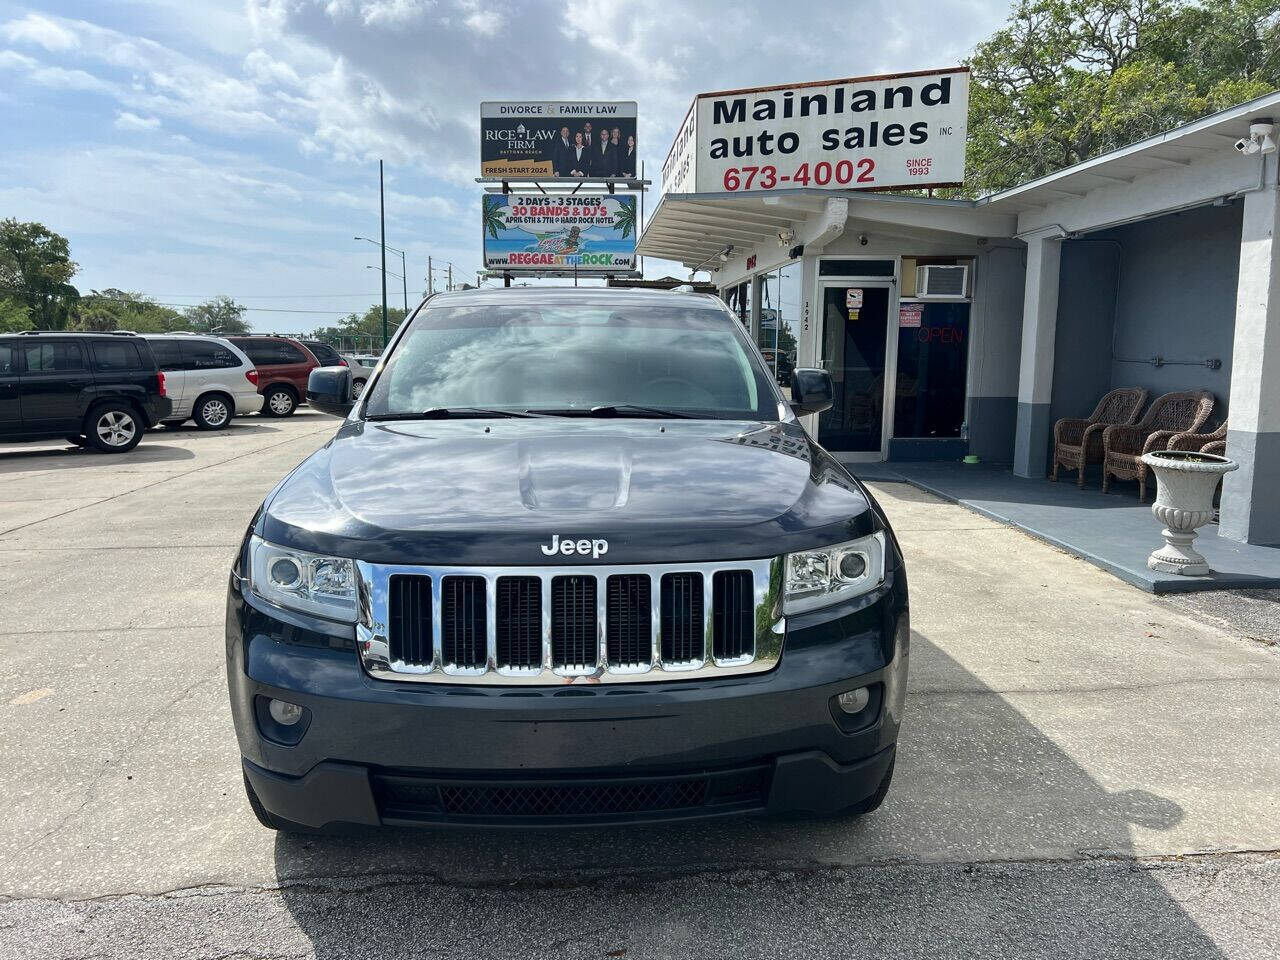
[916, 264, 968, 299]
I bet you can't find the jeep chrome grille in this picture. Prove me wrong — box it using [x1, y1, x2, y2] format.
[357, 558, 783, 684]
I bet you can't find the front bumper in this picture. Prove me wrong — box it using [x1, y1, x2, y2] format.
[227, 564, 908, 828]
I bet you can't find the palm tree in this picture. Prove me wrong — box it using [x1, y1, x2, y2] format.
[482, 195, 506, 240]
[611, 197, 636, 239]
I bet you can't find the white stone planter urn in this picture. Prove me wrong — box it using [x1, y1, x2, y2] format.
[1140, 450, 1238, 576]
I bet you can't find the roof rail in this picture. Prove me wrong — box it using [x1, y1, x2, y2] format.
[15, 329, 138, 336]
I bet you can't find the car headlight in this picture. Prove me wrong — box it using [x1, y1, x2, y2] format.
[783, 530, 887, 614]
[248, 535, 358, 622]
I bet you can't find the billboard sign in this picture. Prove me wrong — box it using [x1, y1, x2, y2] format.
[481, 102, 638, 178]
[660, 68, 968, 196]
[482, 194, 637, 272]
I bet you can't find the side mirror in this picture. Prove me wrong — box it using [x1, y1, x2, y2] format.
[307, 366, 354, 417]
[790, 368, 833, 416]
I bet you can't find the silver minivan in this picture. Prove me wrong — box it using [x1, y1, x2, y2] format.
[144, 334, 264, 429]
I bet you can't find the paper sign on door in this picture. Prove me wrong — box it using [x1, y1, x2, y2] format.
[899, 303, 923, 328]
[845, 288, 864, 309]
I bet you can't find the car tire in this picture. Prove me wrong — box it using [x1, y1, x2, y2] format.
[193, 393, 234, 430]
[84, 403, 144, 453]
[351, 377, 368, 400]
[262, 386, 297, 418]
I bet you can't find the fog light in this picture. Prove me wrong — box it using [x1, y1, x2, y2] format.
[268, 698, 304, 725]
[836, 687, 870, 714]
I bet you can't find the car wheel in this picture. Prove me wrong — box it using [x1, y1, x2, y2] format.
[194, 393, 233, 430]
[351, 377, 367, 400]
[262, 386, 297, 417]
[85, 404, 143, 453]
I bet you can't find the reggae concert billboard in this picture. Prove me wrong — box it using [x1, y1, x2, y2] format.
[481, 102, 639, 178]
[482, 194, 637, 273]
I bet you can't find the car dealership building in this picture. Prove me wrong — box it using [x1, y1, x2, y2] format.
[638, 82, 1280, 547]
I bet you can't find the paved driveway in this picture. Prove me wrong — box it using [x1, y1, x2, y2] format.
[1, 415, 1277, 958]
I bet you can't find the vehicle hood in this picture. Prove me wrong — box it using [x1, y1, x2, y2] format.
[259, 418, 879, 564]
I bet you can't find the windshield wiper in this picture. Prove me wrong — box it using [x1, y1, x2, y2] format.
[531, 405, 694, 419]
[365, 407, 539, 421]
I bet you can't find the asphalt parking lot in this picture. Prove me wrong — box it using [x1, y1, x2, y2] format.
[1, 413, 1278, 959]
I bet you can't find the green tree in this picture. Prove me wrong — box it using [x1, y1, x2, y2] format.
[73, 289, 188, 333]
[311, 303, 407, 353]
[183, 295, 250, 335]
[0, 219, 80, 329]
[0, 297, 29, 333]
[963, 0, 1280, 194]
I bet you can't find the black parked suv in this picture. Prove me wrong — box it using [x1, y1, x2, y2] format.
[228, 288, 908, 830]
[0, 331, 171, 453]
[299, 340, 346, 368]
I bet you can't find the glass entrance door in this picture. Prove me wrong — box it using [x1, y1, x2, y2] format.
[817, 282, 892, 454]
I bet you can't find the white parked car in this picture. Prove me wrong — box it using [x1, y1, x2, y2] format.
[341, 353, 380, 399]
[143, 334, 264, 429]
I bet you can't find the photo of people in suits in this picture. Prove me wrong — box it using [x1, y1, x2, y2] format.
[480, 103, 637, 179]
[592, 128, 616, 178]
[568, 131, 589, 177]
[619, 133, 637, 178]
[549, 125, 573, 176]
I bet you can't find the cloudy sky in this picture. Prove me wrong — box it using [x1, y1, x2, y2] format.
[1, 0, 1010, 332]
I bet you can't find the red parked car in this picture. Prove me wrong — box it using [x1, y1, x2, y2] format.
[228, 336, 319, 417]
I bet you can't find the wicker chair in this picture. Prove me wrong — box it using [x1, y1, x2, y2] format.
[1168, 420, 1227, 456]
[1102, 391, 1216, 499]
[1052, 387, 1148, 487]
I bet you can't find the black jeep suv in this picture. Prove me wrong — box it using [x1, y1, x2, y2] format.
[228, 288, 908, 829]
[0, 331, 171, 453]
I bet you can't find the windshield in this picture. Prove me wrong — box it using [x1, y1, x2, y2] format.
[362, 301, 782, 420]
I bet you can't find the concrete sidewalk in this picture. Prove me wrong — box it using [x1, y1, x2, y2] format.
[1, 417, 1277, 957]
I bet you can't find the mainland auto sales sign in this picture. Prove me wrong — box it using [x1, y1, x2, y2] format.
[660, 68, 969, 195]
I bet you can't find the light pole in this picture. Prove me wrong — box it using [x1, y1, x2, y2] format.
[354, 234, 409, 314]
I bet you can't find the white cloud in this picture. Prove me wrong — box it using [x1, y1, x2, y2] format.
[114, 111, 161, 131]
[2, 12, 79, 51]
[458, 0, 501, 36]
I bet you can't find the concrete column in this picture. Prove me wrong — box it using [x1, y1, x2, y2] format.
[1220, 165, 1280, 545]
[1013, 233, 1063, 477]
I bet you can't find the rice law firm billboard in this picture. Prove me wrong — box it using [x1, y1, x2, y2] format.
[483, 194, 637, 272]
[661, 67, 969, 195]
[481, 102, 638, 178]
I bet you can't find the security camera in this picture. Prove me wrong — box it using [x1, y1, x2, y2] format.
[858, 233, 869, 246]
[777, 230, 795, 246]
[1236, 119, 1277, 155]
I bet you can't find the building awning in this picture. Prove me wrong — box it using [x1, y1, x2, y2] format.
[638, 190, 1015, 269]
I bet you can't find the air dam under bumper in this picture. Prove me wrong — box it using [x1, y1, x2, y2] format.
[244, 747, 896, 828]
[228, 562, 908, 828]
